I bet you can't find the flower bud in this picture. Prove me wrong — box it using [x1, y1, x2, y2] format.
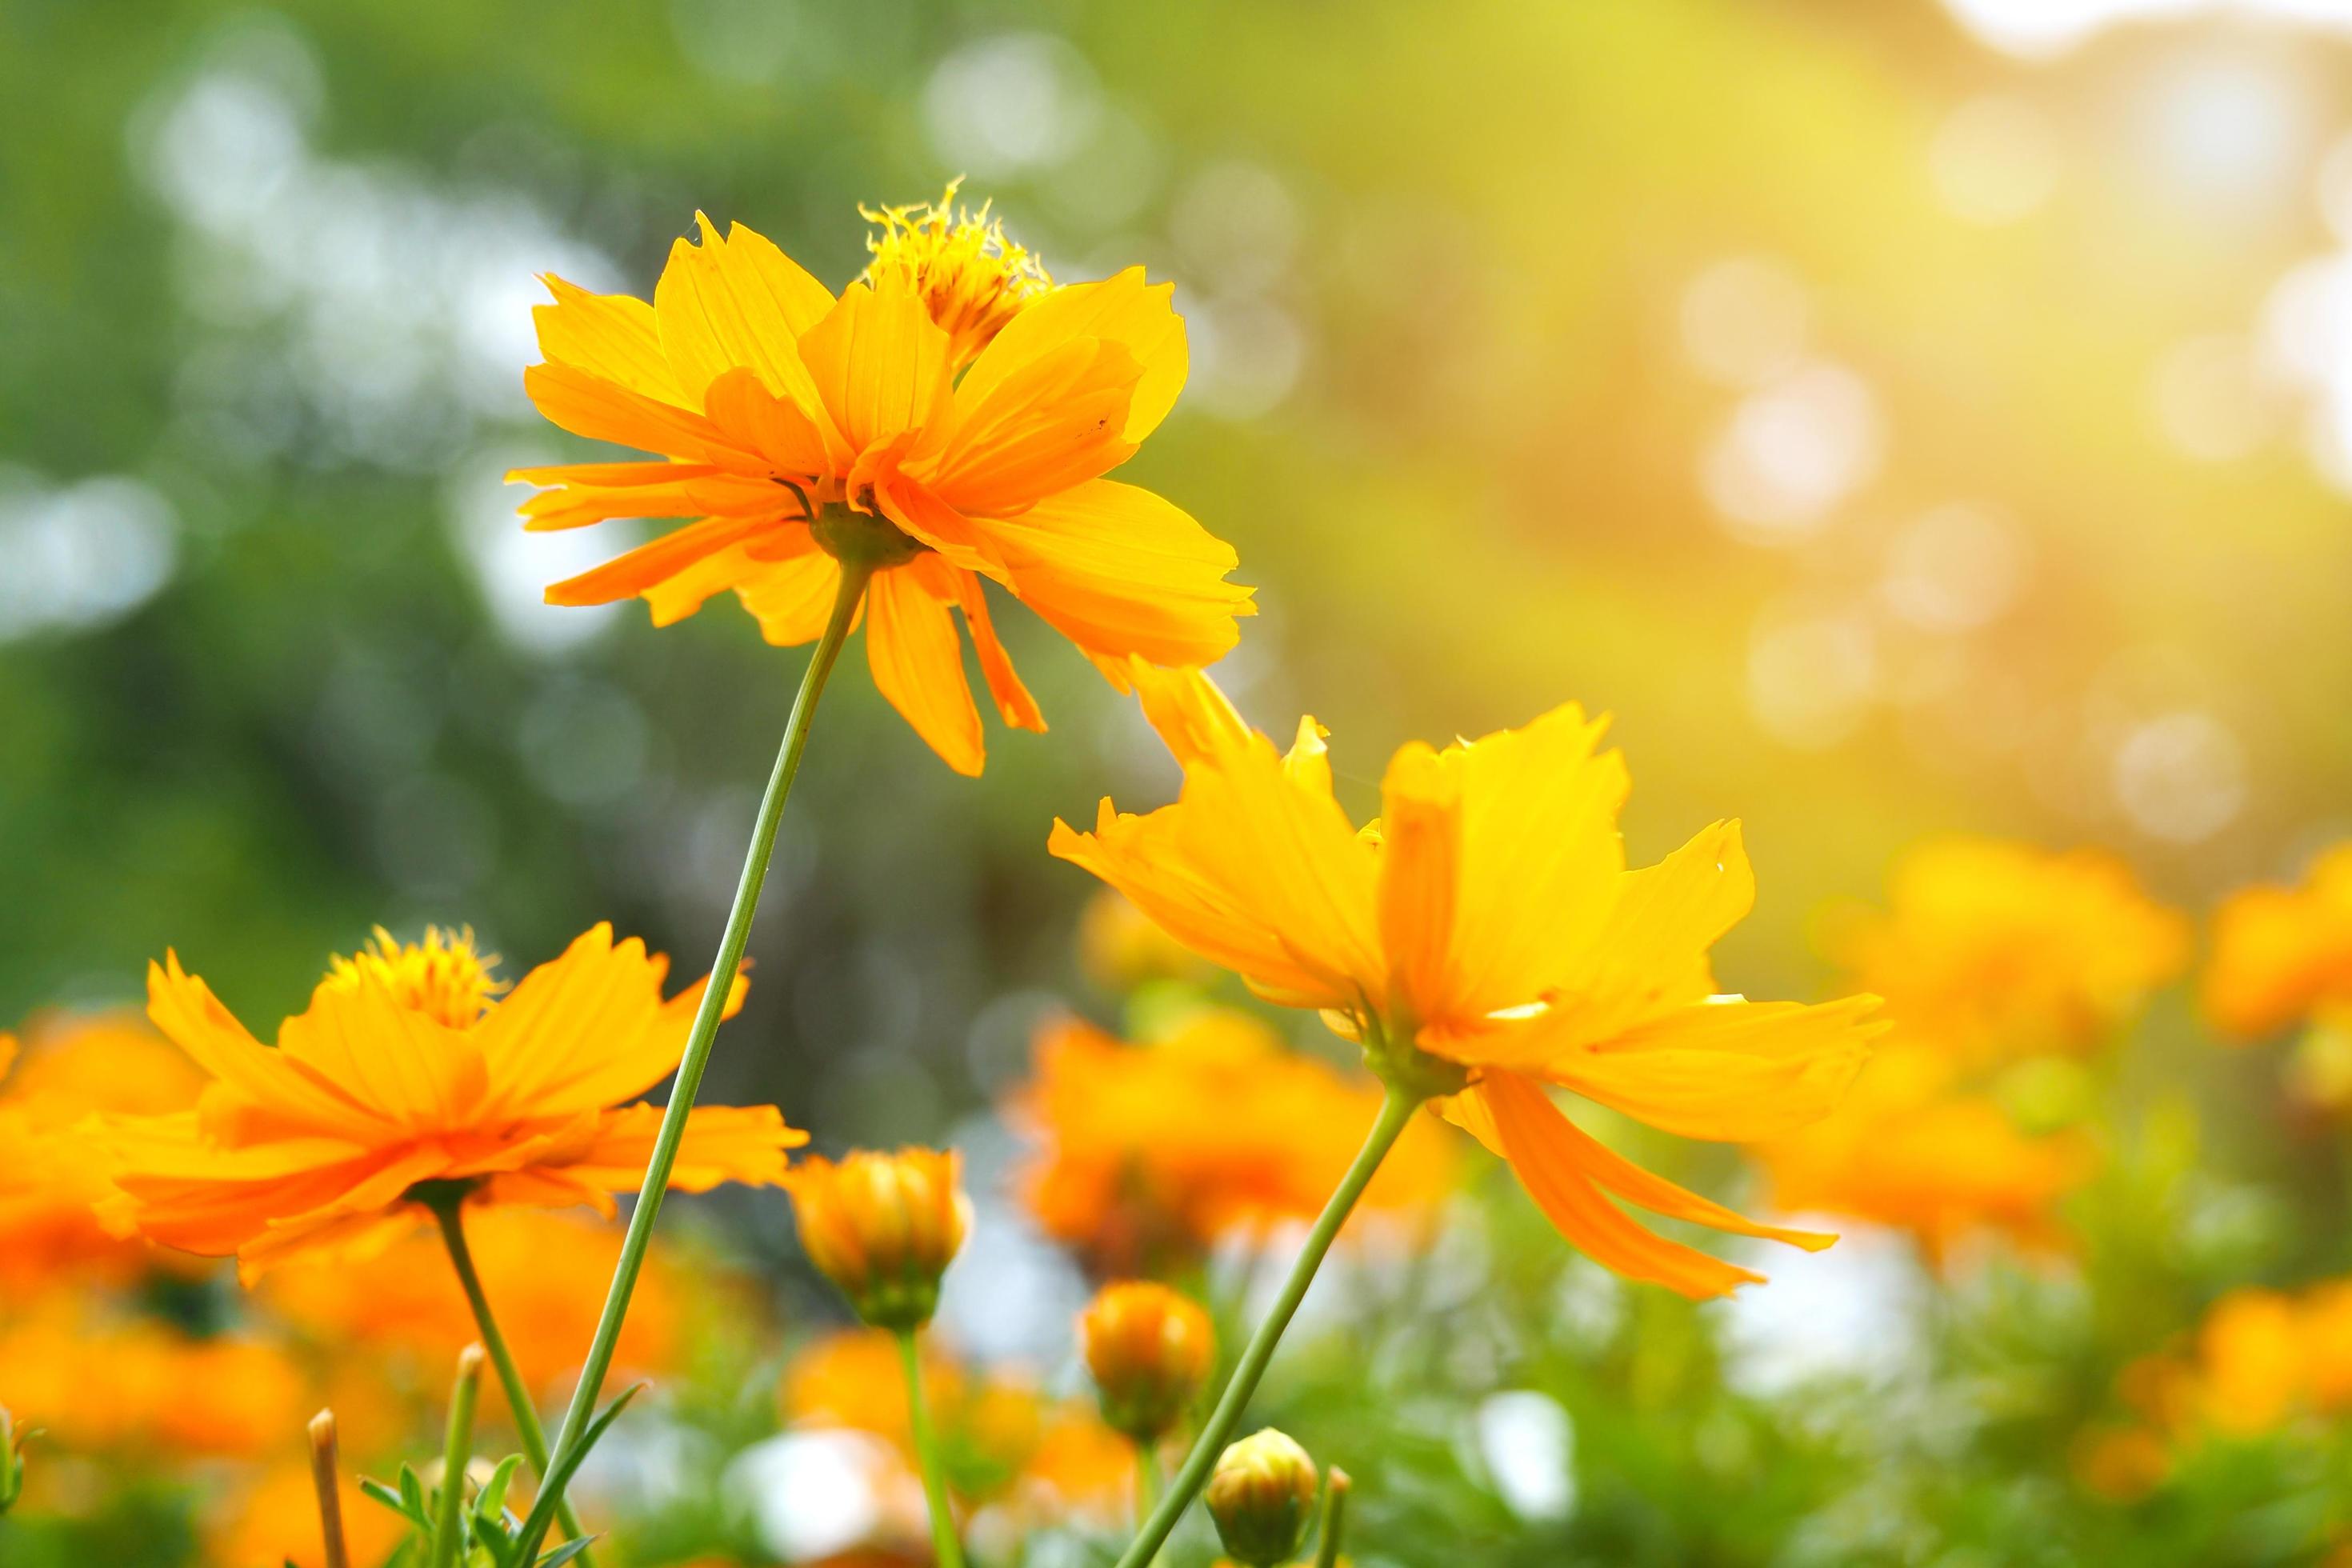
[1081, 1281, 1214, 1442]
[789, 1148, 970, 1331]
[1205, 1427, 1318, 1567]
[1, 1406, 25, 1513]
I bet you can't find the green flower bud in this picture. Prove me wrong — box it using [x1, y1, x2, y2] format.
[1205, 1428, 1318, 1567]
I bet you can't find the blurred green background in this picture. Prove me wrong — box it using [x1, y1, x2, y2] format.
[6, 0, 2352, 1561]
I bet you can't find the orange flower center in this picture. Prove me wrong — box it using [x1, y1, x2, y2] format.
[323, 927, 504, 1030]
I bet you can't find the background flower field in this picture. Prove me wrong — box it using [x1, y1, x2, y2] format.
[6, 0, 2352, 1563]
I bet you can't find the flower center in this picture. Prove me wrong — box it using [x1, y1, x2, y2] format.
[324, 926, 504, 1029]
[861, 180, 1051, 366]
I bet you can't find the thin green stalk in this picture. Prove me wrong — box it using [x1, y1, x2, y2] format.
[1112, 1084, 1419, 1568]
[521, 557, 875, 1558]
[432, 1346, 485, 1568]
[897, 1328, 966, 1568]
[428, 1193, 587, 1555]
[1312, 1466, 1351, 1568]
[1134, 1440, 1162, 1530]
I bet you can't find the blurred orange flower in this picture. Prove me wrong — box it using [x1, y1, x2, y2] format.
[2203, 843, 2352, 1042]
[2107, 1278, 2352, 1474]
[98, 923, 803, 1276]
[0, 1298, 305, 1458]
[1012, 1008, 1459, 1274]
[258, 1206, 687, 1397]
[1752, 1045, 2096, 1262]
[1050, 664, 1883, 1298]
[511, 198, 1250, 775]
[1828, 838, 2187, 1065]
[0, 1009, 206, 1290]
[206, 1458, 406, 1568]
[782, 1330, 1127, 1518]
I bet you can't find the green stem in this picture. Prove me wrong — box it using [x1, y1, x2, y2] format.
[897, 1328, 966, 1568]
[520, 557, 875, 1559]
[1312, 1467, 1351, 1568]
[431, 1346, 484, 1568]
[1111, 1084, 1419, 1568]
[428, 1194, 587, 1555]
[1134, 1440, 1162, 1531]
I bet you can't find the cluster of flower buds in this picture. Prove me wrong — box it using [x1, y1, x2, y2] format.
[1081, 1281, 1216, 1443]
[788, 1147, 970, 1331]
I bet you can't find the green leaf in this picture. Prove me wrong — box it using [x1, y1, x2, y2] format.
[361, 1474, 433, 1529]
[510, 1382, 644, 1557]
[533, 1537, 600, 1568]
[477, 1454, 524, 1522]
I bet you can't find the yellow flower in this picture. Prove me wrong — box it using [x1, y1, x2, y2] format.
[511, 199, 1252, 775]
[98, 923, 804, 1276]
[1752, 1045, 2096, 1262]
[788, 1146, 970, 1330]
[1081, 1281, 1215, 1443]
[2204, 842, 2352, 1041]
[861, 180, 1053, 365]
[1828, 838, 2187, 1065]
[1011, 1006, 1459, 1274]
[0, 1009, 208, 1290]
[1050, 665, 1883, 1298]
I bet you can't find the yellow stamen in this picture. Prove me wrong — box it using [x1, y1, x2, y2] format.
[861, 178, 1051, 365]
[324, 926, 505, 1030]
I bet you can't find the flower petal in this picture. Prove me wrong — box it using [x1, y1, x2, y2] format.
[950, 565, 1046, 733]
[866, 563, 986, 775]
[924, 337, 1142, 516]
[983, 479, 1253, 670]
[543, 513, 782, 608]
[796, 279, 957, 458]
[1478, 1069, 1766, 1299]
[565, 1102, 806, 1192]
[532, 274, 691, 406]
[957, 267, 1187, 442]
[1539, 996, 1884, 1142]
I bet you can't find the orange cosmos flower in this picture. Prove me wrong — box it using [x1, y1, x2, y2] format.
[1012, 1007, 1458, 1274]
[511, 195, 1252, 775]
[1752, 1044, 2095, 1263]
[98, 923, 804, 1275]
[1050, 665, 1885, 1298]
[1827, 838, 2187, 1066]
[0, 1009, 206, 1290]
[2204, 842, 2352, 1042]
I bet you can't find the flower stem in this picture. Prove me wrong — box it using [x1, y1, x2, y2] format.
[428, 1194, 587, 1554]
[1111, 1083, 1419, 1568]
[306, 1411, 350, 1568]
[522, 558, 876, 1556]
[897, 1327, 966, 1568]
[1135, 1441, 1162, 1531]
[431, 1346, 485, 1568]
